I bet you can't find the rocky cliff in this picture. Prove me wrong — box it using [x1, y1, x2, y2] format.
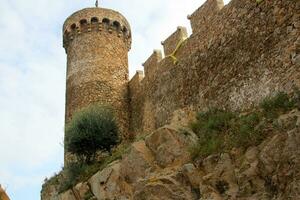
[42, 106, 300, 200]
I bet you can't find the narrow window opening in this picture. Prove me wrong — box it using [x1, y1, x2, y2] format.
[80, 19, 88, 26]
[102, 18, 110, 25]
[70, 23, 76, 30]
[91, 17, 99, 24]
[113, 21, 121, 30]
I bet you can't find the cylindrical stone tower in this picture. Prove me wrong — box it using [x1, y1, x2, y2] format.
[63, 7, 131, 137]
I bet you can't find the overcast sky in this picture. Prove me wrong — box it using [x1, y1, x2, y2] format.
[0, 0, 230, 199]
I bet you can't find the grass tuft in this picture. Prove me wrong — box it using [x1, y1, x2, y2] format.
[190, 92, 297, 161]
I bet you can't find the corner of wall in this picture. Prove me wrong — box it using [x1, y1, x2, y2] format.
[161, 26, 188, 56]
[188, 0, 224, 34]
[143, 50, 163, 77]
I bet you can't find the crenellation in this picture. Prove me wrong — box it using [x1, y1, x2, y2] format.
[43, 1, 300, 198]
[63, 7, 132, 164]
[130, 70, 144, 85]
[143, 50, 162, 77]
[188, 0, 224, 34]
[63, 22, 130, 51]
[161, 26, 188, 56]
[128, 0, 299, 135]
[63, 7, 132, 52]
[61, 0, 300, 163]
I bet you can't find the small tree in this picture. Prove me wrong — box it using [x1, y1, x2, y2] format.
[65, 104, 120, 163]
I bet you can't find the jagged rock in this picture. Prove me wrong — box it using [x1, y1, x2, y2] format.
[41, 184, 60, 200]
[259, 128, 300, 199]
[120, 140, 155, 183]
[236, 147, 267, 199]
[74, 182, 90, 199]
[42, 120, 300, 200]
[199, 153, 239, 200]
[88, 160, 131, 200]
[145, 125, 198, 168]
[181, 163, 201, 189]
[277, 109, 300, 130]
[58, 190, 76, 200]
[133, 168, 198, 200]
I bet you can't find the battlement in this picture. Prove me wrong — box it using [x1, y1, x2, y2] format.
[143, 50, 162, 77]
[63, 7, 132, 51]
[128, 0, 299, 135]
[188, 0, 224, 34]
[130, 70, 144, 86]
[161, 27, 188, 56]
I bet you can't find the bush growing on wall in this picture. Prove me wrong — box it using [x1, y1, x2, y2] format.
[65, 104, 120, 163]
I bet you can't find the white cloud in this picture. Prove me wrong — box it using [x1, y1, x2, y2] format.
[0, 0, 232, 199]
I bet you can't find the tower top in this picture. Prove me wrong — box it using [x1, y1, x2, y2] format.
[63, 7, 131, 33]
[63, 7, 132, 51]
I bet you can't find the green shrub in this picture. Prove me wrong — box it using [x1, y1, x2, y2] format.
[191, 108, 235, 136]
[65, 104, 120, 163]
[58, 143, 130, 193]
[232, 113, 264, 147]
[190, 109, 235, 160]
[58, 162, 87, 193]
[190, 92, 297, 161]
[190, 109, 264, 160]
[260, 92, 294, 118]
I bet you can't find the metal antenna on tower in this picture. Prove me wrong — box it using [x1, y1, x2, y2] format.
[95, 0, 99, 7]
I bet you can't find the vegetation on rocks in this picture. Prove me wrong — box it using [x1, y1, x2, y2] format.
[58, 143, 130, 193]
[65, 104, 120, 164]
[189, 92, 298, 160]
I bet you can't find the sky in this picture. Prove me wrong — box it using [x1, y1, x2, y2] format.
[0, 0, 230, 199]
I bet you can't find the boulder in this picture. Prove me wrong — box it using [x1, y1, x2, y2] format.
[120, 140, 155, 183]
[88, 161, 132, 200]
[199, 153, 239, 200]
[58, 190, 76, 200]
[145, 125, 198, 168]
[133, 168, 198, 200]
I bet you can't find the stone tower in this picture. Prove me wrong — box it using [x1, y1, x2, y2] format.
[63, 7, 131, 137]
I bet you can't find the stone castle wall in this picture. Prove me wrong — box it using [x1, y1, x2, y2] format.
[129, 0, 300, 134]
[63, 8, 131, 137]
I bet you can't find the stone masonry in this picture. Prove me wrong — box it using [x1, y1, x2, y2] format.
[63, 0, 300, 146]
[129, 0, 300, 134]
[63, 7, 131, 138]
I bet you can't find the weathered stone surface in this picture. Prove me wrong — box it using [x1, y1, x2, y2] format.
[43, 0, 300, 199]
[64, 7, 132, 149]
[120, 140, 155, 183]
[129, 0, 299, 135]
[277, 109, 300, 129]
[73, 182, 90, 199]
[199, 153, 239, 200]
[88, 161, 131, 200]
[195, 126, 300, 200]
[145, 125, 198, 168]
[42, 120, 300, 200]
[133, 168, 198, 200]
[58, 190, 76, 200]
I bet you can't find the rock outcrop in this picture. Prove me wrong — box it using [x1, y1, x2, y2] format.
[42, 111, 300, 199]
[0, 185, 10, 200]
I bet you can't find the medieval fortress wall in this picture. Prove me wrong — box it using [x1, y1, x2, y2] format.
[129, 0, 300, 134]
